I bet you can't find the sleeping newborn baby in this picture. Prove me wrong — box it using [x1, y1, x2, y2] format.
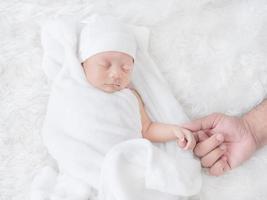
[38, 16, 201, 200]
[81, 49, 197, 149]
[79, 19, 196, 150]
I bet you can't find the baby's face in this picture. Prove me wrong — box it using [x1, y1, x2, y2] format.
[82, 51, 134, 93]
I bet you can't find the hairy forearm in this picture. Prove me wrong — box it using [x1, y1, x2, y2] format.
[243, 99, 267, 149]
[142, 122, 177, 142]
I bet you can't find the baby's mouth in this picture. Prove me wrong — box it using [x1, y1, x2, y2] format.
[105, 83, 120, 87]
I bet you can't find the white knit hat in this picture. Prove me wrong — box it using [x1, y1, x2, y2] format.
[79, 16, 137, 63]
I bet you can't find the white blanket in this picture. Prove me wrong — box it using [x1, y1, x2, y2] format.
[2, 1, 267, 200]
[30, 17, 201, 200]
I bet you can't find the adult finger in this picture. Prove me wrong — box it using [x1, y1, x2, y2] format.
[208, 158, 227, 176]
[194, 134, 224, 157]
[194, 130, 209, 142]
[200, 144, 226, 167]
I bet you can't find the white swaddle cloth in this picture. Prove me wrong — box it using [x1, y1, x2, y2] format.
[31, 16, 202, 200]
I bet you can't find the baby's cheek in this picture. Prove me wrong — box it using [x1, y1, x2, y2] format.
[125, 73, 132, 82]
[123, 78, 131, 88]
[94, 72, 106, 84]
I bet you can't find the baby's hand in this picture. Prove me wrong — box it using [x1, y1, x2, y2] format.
[173, 126, 196, 150]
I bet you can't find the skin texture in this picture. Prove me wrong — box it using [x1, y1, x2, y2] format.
[82, 51, 196, 149]
[182, 99, 267, 176]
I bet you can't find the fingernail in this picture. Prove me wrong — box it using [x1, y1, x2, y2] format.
[216, 134, 223, 142]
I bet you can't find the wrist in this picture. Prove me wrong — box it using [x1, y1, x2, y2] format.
[242, 109, 267, 149]
[171, 125, 182, 139]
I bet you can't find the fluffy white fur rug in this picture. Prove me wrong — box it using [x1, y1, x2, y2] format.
[1, 0, 267, 199]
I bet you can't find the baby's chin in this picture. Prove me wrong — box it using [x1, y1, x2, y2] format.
[101, 84, 126, 93]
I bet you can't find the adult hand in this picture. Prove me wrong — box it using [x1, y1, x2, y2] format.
[182, 113, 258, 176]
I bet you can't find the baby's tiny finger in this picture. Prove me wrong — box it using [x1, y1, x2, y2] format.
[177, 139, 186, 148]
[188, 137, 196, 150]
[185, 132, 195, 148]
[180, 134, 185, 141]
[185, 140, 196, 150]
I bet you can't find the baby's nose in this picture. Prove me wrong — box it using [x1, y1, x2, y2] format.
[109, 66, 122, 78]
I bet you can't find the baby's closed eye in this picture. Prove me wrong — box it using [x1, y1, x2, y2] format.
[122, 65, 133, 72]
[98, 63, 110, 68]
